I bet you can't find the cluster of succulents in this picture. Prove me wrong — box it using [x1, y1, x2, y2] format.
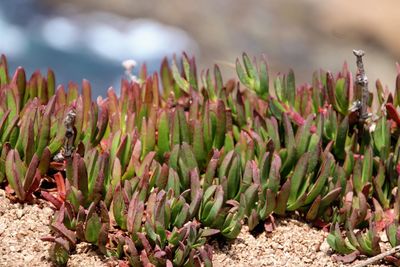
[1, 49, 400, 266]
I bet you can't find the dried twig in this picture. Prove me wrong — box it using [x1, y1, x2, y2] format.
[352, 245, 400, 267]
[54, 109, 76, 162]
[353, 49, 369, 147]
[353, 49, 369, 122]
[63, 109, 76, 159]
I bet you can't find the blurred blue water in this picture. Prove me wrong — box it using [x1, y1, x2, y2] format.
[0, 0, 197, 96]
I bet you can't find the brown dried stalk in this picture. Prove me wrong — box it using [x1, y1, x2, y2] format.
[352, 245, 400, 267]
[62, 109, 76, 159]
[54, 110, 76, 162]
[353, 49, 369, 147]
[353, 49, 369, 122]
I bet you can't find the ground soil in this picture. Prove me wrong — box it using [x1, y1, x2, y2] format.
[0, 189, 107, 267]
[211, 220, 389, 267]
[0, 189, 391, 266]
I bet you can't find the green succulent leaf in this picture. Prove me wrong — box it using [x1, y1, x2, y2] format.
[172, 58, 190, 93]
[157, 110, 170, 158]
[288, 153, 310, 205]
[304, 154, 333, 205]
[84, 213, 101, 244]
[334, 78, 349, 114]
[5, 150, 25, 200]
[0, 55, 9, 86]
[203, 185, 224, 225]
[285, 69, 296, 106]
[373, 116, 390, 160]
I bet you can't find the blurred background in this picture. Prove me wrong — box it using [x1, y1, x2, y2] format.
[1, 0, 399, 96]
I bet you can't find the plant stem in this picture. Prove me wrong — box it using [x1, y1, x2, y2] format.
[353, 49, 369, 149]
[353, 50, 369, 120]
[63, 109, 76, 182]
[62, 109, 76, 159]
[352, 245, 400, 267]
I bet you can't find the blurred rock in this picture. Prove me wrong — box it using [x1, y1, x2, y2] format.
[1, 1, 198, 96]
[40, 0, 400, 88]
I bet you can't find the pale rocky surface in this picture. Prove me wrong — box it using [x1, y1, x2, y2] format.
[212, 219, 389, 267]
[0, 189, 54, 267]
[0, 189, 107, 267]
[0, 187, 392, 266]
[212, 220, 335, 267]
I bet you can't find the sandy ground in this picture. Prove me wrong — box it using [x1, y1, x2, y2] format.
[212, 220, 389, 267]
[0, 189, 391, 267]
[0, 189, 107, 267]
[212, 220, 337, 267]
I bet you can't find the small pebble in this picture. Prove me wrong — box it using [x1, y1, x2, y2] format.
[16, 209, 24, 219]
[0, 222, 6, 234]
[319, 240, 331, 253]
[380, 231, 388, 242]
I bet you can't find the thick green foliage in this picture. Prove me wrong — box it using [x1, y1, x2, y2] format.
[1, 52, 400, 266]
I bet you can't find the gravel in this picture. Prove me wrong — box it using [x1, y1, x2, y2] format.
[212, 218, 390, 267]
[0, 189, 392, 266]
[212, 219, 340, 267]
[0, 189, 53, 267]
[0, 189, 107, 267]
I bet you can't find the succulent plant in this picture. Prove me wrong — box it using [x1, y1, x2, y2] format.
[3, 48, 400, 266]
